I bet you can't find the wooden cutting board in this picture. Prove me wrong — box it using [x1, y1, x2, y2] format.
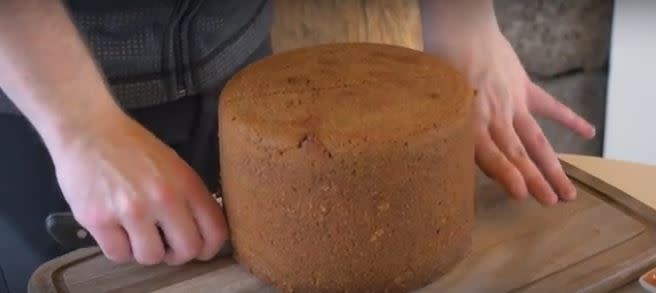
[29, 162, 656, 293]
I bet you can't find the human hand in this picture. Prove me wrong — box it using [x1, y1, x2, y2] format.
[50, 111, 227, 265]
[425, 25, 596, 205]
[0, 0, 224, 262]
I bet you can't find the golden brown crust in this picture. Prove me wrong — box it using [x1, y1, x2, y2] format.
[219, 43, 472, 154]
[219, 43, 475, 292]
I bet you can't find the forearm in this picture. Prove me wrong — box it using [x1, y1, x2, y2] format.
[0, 0, 122, 151]
[419, 0, 499, 51]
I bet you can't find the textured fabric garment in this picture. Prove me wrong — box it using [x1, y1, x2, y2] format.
[0, 38, 271, 293]
[0, 0, 273, 114]
[0, 268, 6, 293]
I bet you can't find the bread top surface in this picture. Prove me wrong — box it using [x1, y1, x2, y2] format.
[219, 43, 472, 151]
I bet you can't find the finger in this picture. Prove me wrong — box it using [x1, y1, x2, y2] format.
[515, 113, 577, 201]
[188, 192, 228, 261]
[474, 126, 528, 200]
[87, 225, 132, 264]
[177, 168, 228, 261]
[154, 191, 203, 266]
[490, 120, 559, 206]
[528, 83, 596, 139]
[118, 201, 166, 265]
[122, 219, 166, 265]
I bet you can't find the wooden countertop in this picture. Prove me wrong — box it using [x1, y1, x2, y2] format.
[560, 154, 656, 293]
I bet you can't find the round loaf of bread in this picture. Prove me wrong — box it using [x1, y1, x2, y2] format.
[218, 43, 475, 292]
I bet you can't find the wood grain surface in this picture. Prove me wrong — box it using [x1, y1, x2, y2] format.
[270, 0, 423, 52]
[28, 172, 656, 293]
[560, 154, 656, 215]
[559, 154, 656, 293]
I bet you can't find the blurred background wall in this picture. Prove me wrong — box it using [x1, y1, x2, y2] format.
[603, 0, 656, 165]
[270, 0, 611, 157]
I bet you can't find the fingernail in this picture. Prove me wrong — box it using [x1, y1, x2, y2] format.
[563, 188, 577, 201]
[545, 195, 559, 206]
[590, 126, 596, 138]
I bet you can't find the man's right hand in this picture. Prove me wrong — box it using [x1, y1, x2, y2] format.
[0, 0, 227, 266]
[51, 111, 228, 266]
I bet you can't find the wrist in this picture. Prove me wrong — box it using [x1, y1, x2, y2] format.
[36, 95, 127, 156]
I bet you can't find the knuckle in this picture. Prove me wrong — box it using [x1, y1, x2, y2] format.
[199, 231, 227, 261]
[104, 245, 131, 264]
[508, 186, 528, 200]
[196, 249, 216, 262]
[149, 184, 178, 207]
[540, 195, 559, 206]
[489, 148, 506, 161]
[506, 146, 527, 162]
[72, 210, 95, 227]
[513, 189, 528, 200]
[500, 165, 518, 180]
[180, 238, 203, 260]
[572, 115, 587, 128]
[474, 122, 489, 136]
[488, 101, 500, 118]
[531, 132, 548, 148]
[117, 198, 148, 223]
[74, 206, 114, 228]
[108, 253, 131, 264]
[489, 120, 508, 133]
[137, 248, 165, 266]
[543, 159, 563, 175]
[565, 109, 578, 123]
[167, 241, 202, 265]
[524, 172, 544, 186]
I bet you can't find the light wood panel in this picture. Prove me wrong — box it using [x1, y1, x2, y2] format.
[560, 154, 656, 212]
[270, 0, 423, 52]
